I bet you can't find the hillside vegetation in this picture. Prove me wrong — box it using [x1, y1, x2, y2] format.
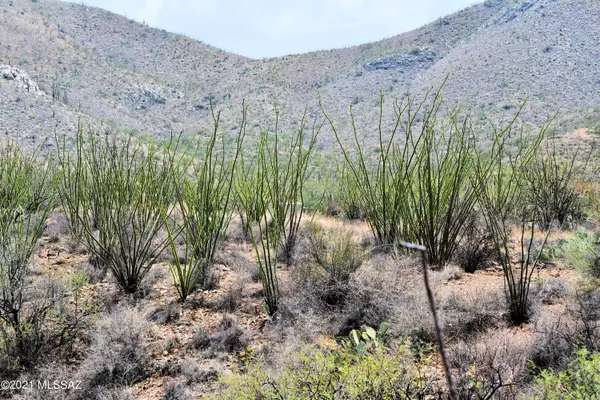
[1, 0, 600, 399]
[1, 83, 600, 398]
[1, 0, 600, 150]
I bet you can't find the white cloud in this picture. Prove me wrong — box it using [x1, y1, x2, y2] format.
[135, 0, 164, 25]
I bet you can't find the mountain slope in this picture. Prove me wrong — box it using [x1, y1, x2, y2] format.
[0, 0, 599, 150]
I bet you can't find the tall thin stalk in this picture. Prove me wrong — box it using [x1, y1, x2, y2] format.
[164, 104, 247, 301]
[236, 110, 320, 315]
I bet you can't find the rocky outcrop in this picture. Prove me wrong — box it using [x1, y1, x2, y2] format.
[0, 64, 44, 95]
[363, 50, 437, 72]
[123, 85, 167, 110]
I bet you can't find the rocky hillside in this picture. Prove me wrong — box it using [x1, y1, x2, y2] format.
[0, 0, 599, 150]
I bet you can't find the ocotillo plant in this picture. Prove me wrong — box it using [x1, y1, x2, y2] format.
[56, 128, 183, 294]
[164, 104, 247, 301]
[273, 113, 321, 264]
[234, 149, 268, 239]
[524, 140, 587, 229]
[0, 143, 56, 363]
[472, 106, 554, 324]
[321, 84, 477, 267]
[236, 110, 320, 315]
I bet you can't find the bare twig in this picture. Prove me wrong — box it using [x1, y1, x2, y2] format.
[400, 241, 456, 400]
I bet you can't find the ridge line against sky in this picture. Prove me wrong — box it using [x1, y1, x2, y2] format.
[70, 0, 480, 59]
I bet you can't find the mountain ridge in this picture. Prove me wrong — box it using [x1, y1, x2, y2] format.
[1, 0, 599, 151]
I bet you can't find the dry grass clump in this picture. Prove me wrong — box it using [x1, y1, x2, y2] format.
[440, 287, 506, 341]
[454, 214, 496, 273]
[533, 288, 600, 370]
[187, 315, 248, 357]
[76, 307, 151, 397]
[146, 301, 180, 325]
[450, 329, 536, 399]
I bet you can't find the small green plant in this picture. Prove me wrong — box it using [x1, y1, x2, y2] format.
[560, 229, 600, 282]
[338, 323, 390, 355]
[306, 223, 364, 282]
[216, 341, 435, 399]
[535, 348, 600, 399]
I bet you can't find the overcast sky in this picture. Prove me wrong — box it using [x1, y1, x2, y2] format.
[72, 0, 479, 59]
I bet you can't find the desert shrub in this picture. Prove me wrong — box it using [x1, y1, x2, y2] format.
[164, 106, 246, 300]
[0, 277, 84, 378]
[450, 329, 535, 399]
[77, 307, 150, 395]
[441, 289, 505, 341]
[531, 277, 567, 305]
[146, 301, 180, 324]
[337, 289, 393, 336]
[162, 381, 189, 400]
[43, 211, 70, 243]
[533, 290, 600, 370]
[524, 142, 586, 229]
[233, 158, 266, 240]
[533, 309, 576, 370]
[208, 315, 247, 354]
[0, 143, 73, 374]
[56, 127, 183, 293]
[180, 358, 219, 384]
[350, 254, 436, 338]
[335, 162, 364, 220]
[560, 229, 600, 282]
[210, 282, 243, 312]
[534, 348, 600, 399]
[455, 214, 495, 273]
[188, 329, 211, 351]
[305, 223, 365, 282]
[188, 315, 247, 355]
[216, 342, 436, 399]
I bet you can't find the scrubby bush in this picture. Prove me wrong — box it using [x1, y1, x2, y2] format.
[533, 290, 600, 371]
[77, 307, 151, 395]
[535, 348, 600, 399]
[146, 301, 180, 324]
[455, 214, 495, 273]
[216, 342, 436, 399]
[188, 315, 247, 356]
[335, 162, 364, 220]
[305, 223, 365, 282]
[450, 330, 534, 399]
[560, 229, 600, 282]
[524, 142, 586, 229]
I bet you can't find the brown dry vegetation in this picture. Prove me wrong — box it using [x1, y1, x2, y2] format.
[2, 197, 598, 399]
